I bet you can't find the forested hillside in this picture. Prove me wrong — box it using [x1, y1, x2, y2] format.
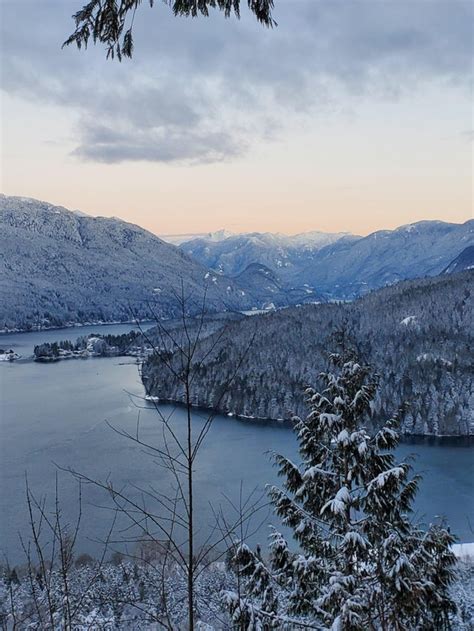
[3, 195, 473, 331]
[0, 195, 254, 330]
[143, 271, 474, 436]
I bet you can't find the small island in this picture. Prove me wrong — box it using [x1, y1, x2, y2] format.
[33, 331, 153, 362]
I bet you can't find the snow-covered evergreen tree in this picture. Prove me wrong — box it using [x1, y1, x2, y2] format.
[224, 345, 457, 630]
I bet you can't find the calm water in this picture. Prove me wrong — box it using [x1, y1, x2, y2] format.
[0, 326, 473, 565]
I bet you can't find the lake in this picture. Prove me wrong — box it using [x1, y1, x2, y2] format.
[1, 325, 473, 565]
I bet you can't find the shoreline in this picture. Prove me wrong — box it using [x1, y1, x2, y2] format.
[0, 319, 156, 335]
[2, 347, 472, 442]
[143, 395, 474, 444]
[3, 322, 472, 442]
[33, 351, 145, 363]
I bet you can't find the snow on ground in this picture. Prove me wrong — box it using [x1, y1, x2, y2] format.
[453, 543, 474, 562]
[0, 350, 20, 361]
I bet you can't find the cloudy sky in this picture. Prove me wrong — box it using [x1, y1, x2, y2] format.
[1, 0, 472, 236]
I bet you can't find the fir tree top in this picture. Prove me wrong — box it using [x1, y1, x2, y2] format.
[225, 346, 457, 630]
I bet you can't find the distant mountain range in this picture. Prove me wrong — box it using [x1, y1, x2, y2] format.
[180, 221, 474, 300]
[160, 229, 234, 245]
[1, 194, 472, 330]
[181, 229, 354, 278]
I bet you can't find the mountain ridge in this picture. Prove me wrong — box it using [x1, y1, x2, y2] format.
[0, 195, 254, 330]
[180, 218, 474, 300]
[2, 194, 473, 330]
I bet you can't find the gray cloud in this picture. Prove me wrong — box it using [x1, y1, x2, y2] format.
[73, 121, 244, 163]
[1, 0, 471, 164]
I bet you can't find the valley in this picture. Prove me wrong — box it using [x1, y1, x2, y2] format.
[2, 194, 473, 331]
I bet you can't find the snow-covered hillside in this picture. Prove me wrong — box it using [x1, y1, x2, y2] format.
[0, 195, 254, 330]
[181, 229, 354, 278]
[143, 271, 474, 436]
[181, 220, 474, 300]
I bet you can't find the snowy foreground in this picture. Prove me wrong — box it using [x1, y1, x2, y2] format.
[1, 554, 473, 630]
[454, 543, 474, 563]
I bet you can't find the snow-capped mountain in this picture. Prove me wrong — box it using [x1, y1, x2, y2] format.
[0, 195, 254, 330]
[180, 230, 354, 279]
[285, 230, 355, 250]
[302, 220, 474, 299]
[3, 194, 472, 331]
[202, 229, 235, 242]
[181, 220, 474, 300]
[160, 229, 234, 245]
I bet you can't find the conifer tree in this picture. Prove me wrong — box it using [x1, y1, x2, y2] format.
[64, 0, 275, 60]
[224, 342, 457, 630]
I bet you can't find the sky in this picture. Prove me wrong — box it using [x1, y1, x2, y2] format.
[0, 0, 472, 237]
